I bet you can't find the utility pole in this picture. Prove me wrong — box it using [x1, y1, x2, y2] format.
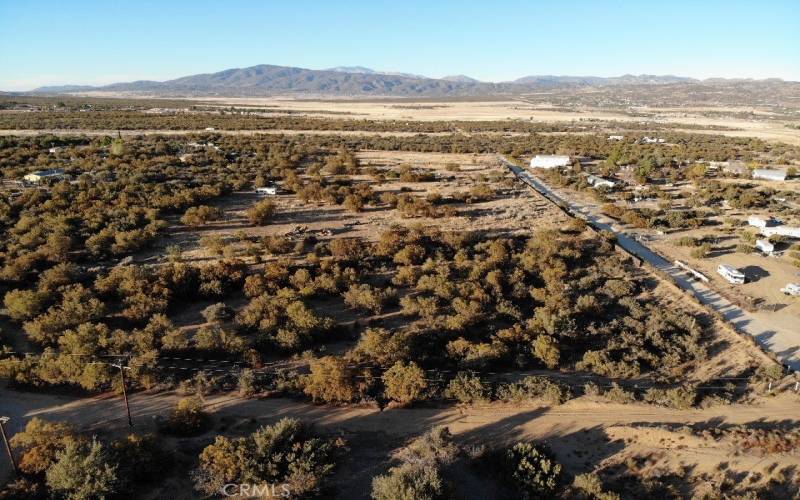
[0, 416, 18, 477]
[111, 362, 133, 429]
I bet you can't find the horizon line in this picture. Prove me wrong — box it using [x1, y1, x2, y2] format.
[4, 62, 799, 93]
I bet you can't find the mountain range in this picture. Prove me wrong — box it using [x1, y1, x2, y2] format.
[28, 63, 794, 98]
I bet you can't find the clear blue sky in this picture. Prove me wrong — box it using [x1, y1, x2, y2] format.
[1, 0, 798, 90]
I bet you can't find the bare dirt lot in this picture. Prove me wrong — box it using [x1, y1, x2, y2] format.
[192, 97, 800, 145]
[172, 151, 569, 263]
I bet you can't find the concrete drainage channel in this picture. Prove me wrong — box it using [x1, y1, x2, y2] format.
[499, 155, 800, 373]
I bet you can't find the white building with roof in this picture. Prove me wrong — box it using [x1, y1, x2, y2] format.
[530, 155, 571, 169]
[753, 169, 787, 181]
[755, 239, 775, 255]
[761, 226, 800, 239]
[23, 168, 67, 184]
[748, 216, 779, 228]
[717, 264, 745, 284]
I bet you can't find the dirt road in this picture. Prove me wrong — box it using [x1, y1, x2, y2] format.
[2, 385, 799, 486]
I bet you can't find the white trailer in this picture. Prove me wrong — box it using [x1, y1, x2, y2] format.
[717, 264, 745, 284]
[780, 283, 800, 297]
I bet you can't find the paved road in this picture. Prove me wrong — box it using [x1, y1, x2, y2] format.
[500, 156, 800, 372]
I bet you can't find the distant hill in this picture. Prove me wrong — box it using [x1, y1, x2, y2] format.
[442, 75, 481, 83]
[26, 64, 796, 103]
[512, 74, 696, 86]
[31, 85, 100, 93]
[32, 64, 506, 97]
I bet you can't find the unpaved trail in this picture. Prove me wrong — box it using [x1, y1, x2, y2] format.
[2, 385, 798, 467]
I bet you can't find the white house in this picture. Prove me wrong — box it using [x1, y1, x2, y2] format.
[256, 186, 278, 196]
[717, 264, 745, 284]
[530, 155, 571, 169]
[753, 169, 787, 181]
[747, 215, 778, 228]
[608, 135, 624, 141]
[23, 169, 67, 184]
[755, 239, 775, 255]
[641, 136, 665, 144]
[586, 174, 616, 189]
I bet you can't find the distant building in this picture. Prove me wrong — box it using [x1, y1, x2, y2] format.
[761, 226, 800, 239]
[641, 136, 665, 144]
[722, 161, 748, 176]
[747, 216, 779, 228]
[781, 283, 800, 297]
[23, 168, 67, 184]
[255, 186, 278, 196]
[586, 174, 616, 189]
[752, 169, 787, 181]
[530, 155, 571, 169]
[608, 135, 624, 141]
[204, 127, 216, 131]
[755, 239, 775, 255]
[717, 264, 745, 284]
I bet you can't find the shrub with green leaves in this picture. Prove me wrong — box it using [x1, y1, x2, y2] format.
[496, 376, 572, 405]
[160, 397, 210, 436]
[194, 418, 343, 497]
[443, 372, 490, 404]
[371, 463, 444, 500]
[371, 427, 459, 500]
[383, 361, 428, 404]
[46, 439, 118, 500]
[643, 385, 697, 409]
[504, 441, 562, 499]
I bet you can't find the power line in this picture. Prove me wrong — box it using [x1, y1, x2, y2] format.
[2, 350, 790, 394]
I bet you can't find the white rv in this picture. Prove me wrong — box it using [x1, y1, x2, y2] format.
[717, 264, 745, 284]
[530, 155, 571, 169]
[586, 175, 616, 189]
[256, 186, 278, 196]
[780, 283, 800, 297]
[752, 169, 787, 181]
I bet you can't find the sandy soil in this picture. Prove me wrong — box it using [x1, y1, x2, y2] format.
[189, 98, 800, 145]
[171, 151, 569, 264]
[2, 384, 799, 497]
[9, 96, 797, 143]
